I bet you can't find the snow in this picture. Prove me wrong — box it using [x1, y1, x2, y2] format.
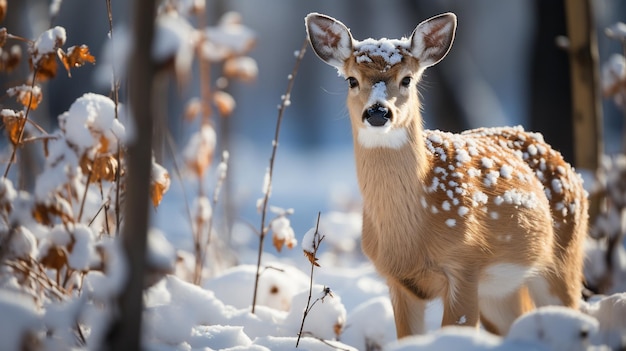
[605, 22, 626, 41]
[354, 37, 408, 67]
[31, 26, 66, 64]
[0, 290, 42, 351]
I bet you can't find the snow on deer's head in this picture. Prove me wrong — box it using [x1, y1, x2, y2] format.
[305, 13, 456, 149]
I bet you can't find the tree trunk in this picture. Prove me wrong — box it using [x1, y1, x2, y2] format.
[105, 0, 156, 349]
[564, 0, 603, 223]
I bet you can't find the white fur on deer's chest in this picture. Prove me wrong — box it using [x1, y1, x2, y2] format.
[478, 263, 538, 298]
[358, 126, 409, 149]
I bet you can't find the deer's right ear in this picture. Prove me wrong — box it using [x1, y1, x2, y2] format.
[305, 13, 353, 69]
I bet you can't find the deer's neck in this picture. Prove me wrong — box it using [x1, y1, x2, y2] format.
[353, 120, 430, 248]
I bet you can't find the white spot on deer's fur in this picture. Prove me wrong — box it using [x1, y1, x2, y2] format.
[500, 165, 513, 179]
[551, 179, 563, 194]
[468, 168, 480, 178]
[528, 144, 538, 156]
[501, 189, 539, 209]
[479, 263, 538, 298]
[427, 177, 440, 193]
[481, 157, 494, 169]
[427, 133, 443, 144]
[445, 218, 456, 227]
[420, 196, 428, 209]
[536, 144, 547, 155]
[497, 234, 513, 241]
[431, 205, 439, 214]
[357, 126, 408, 149]
[490, 211, 500, 220]
[494, 196, 504, 206]
[457, 315, 467, 325]
[434, 167, 447, 175]
[458, 206, 469, 216]
[472, 191, 488, 206]
[442, 201, 451, 211]
[456, 149, 471, 163]
[484, 171, 499, 187]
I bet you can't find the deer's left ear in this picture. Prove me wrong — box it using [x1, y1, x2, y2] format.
[305, 13, 353, 69]
[410, 13, 457, 68]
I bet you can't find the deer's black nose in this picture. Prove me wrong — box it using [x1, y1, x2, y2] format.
[363, 104, 390, 127]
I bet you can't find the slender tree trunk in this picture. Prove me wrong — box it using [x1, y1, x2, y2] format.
[105, 0, 156, 349]
[564, 0, 603, 223]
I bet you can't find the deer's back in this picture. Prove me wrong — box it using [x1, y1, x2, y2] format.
[422, 126, 587, 235]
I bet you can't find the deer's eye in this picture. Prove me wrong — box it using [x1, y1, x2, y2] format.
[401, 76, 412, 88]
[347, 77, 359, 89]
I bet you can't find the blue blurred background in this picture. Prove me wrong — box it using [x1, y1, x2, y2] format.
[3, 0, 625, 254]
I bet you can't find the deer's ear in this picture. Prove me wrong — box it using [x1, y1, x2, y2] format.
[410, 13, 456, 68]
[305, 13, 353, 69]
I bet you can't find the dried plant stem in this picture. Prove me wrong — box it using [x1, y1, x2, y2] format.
[296, 212, 323, 348]
[193, 152, 229, 285]
[299, 332, 352, 351]
[104, 0, 123, 237]
[251, 38, 308, 314]
[77, 167, 93, 222]
[3, 66, 39, 179]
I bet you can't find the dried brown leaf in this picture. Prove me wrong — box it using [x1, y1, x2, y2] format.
[34, 52, 58, 81]
[92, 155, 118, 182]
[150, 161, 170, 208]
[40, 246, 68, 271]
[2, 111, 23, 145]
[184, 97, 203, 121]
[7, 84, 42, 110]
[151, 177, 168, 208]
[213, 90, 235, 117]
[60, 45, 95, 77]
[273, 235, 284, 253]
[303, 250, 320, 267]
[223, 56, 258, 82]
[1, 45, 22, 72]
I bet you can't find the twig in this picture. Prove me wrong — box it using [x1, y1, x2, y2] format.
[77, 165, 93, 222]
[3, 66, 40, 179]
[194, 151, 229, 285]
[299, 332, 353, 351]
[104, 0, 123, 236]
[252, 37, 308, 314]
[297, 212, 324, 347]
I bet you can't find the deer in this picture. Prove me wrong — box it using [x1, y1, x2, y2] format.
[305, 12, 588, 337]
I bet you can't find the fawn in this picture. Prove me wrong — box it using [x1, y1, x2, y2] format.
[305, 12, 588, 337]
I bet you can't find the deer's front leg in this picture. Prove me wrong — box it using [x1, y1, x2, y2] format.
[388, 279, 427, 338]
[441, 273, 480, 328]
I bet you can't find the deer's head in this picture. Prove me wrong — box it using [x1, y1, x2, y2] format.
[306, 13, 456, 149]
